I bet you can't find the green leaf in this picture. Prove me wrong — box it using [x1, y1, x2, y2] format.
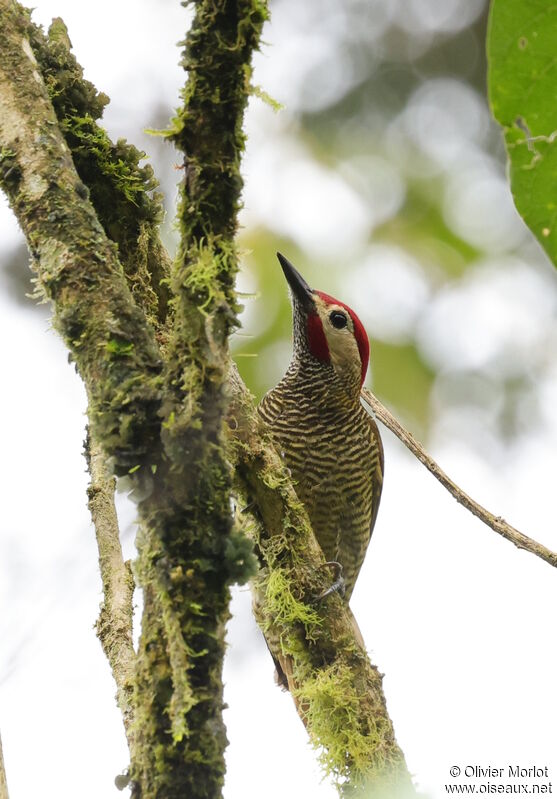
[487, 1, 557, 265]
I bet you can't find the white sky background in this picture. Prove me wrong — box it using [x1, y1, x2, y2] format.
[1, 2, 557, 799]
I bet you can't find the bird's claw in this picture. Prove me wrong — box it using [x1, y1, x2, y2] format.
[313, 561, 346, 603]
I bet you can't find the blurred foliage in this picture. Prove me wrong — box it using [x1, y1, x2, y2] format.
[232, 0, 557, 453]
[488, 0, 557, 267]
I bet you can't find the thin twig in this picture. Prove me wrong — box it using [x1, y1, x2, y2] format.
[361, 388, 557, 569]
[0, 733, 9, 799]
[85, 434, 137, 748]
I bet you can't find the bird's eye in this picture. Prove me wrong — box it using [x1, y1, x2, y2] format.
[329, 310, 348, 329]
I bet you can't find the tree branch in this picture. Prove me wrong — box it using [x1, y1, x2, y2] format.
[361, 388, 557, 569]
[28, 16, 173, 330]
[228, 364, 414, 797]
[85, 433, 136, 751]
[0, 734, 9, 799]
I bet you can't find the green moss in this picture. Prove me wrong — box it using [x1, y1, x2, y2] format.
[299, 663, 387, 783]
[160, 590, 199, 742]
[178, 238, 239, 313]
[144, 117, 185, 139]
[63, 114, 152, 203]
[172, 0, 269, 247]
[249, 82, 283, 111]
[253, 551, 407, 794]
[106, 337, 135, 356]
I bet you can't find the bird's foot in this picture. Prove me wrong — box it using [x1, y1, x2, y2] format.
[313, 561, 346, 602]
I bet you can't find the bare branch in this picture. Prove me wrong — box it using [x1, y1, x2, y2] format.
[0, 734, 9, 799]
[85, 434, 136, 749]
[361, 388, 557, 569]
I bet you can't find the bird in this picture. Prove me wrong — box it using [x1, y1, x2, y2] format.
[258, 252, 384, 602]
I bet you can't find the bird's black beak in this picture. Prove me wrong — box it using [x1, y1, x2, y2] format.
[277, 252, 314, 309]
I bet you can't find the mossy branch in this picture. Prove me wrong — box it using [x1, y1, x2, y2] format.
[172, 0, 269, 245]
[361, 389, 557, 569]
[85, 433, 136, 752]
[227, 364, 414, 798]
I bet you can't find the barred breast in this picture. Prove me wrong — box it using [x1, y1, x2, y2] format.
[258, 364, 383, 600]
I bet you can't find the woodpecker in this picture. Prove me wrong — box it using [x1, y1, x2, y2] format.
[258, 253, 384, 601]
